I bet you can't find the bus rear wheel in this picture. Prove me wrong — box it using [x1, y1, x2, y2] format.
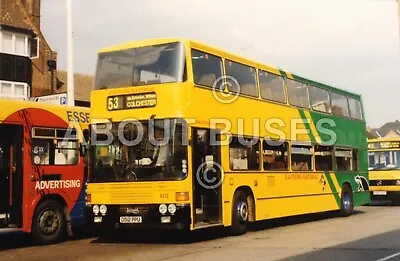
[32, 200, 67, 245]
[340, 184, 354, 217]
[229, 190, 249, 236]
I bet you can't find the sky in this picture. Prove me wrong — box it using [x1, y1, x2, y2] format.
[41, 0, 400, 128]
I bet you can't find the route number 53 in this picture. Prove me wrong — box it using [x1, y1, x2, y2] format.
[107, 97, 119, 110]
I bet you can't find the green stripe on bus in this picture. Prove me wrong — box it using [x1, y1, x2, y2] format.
[325, 172, 341, 207]
[297, 109, 316, 144]
[279, 69, 287, 78]
[298, 109, 341, 207]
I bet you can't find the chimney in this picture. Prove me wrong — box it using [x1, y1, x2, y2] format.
[24, 0, 41, 28]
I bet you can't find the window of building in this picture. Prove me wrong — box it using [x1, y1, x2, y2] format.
[229, 136, 260, 170]
[30, 37, 40, 59]
[191, 49, 223, 88]
[314, 145, 333, 171]
[262, 139, 288, 170]
[335, 148, 352, 171]
[225, 60, 258, 97]
[331, 92, 350, 117]
[0, 30, 31, 57]
[0, 81, 29, 99]
[14, 83, 25, 97]
[2, 32, 13, 53]
[291, 143, 313, 171]
[0, 82, 12, 96]
[348, 97, 363, 120]
[286, 79, 310, 108]
[310, 86, 331, 113]
[15, 35, 25, 55]
[259, 70, 286, 103]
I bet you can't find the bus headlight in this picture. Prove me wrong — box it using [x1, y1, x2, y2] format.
[92, 205, 100, 214]
[159, 204, 167, 214]
[396, 180, 400, 186]
[100, 205, 107, 215]
[168, 204, 176, 214]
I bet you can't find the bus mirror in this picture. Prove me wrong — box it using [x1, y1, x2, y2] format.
[83, 129, 90, 142]
[80, 144, 88, 157]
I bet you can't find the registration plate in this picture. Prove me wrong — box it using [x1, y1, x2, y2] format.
[373, 191, 387, 195]
[119, 216, 142, 224]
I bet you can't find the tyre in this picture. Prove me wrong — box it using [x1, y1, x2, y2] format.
[31, 200, 67, 245]
[229, 190, 249, 236]
[340, 184, 354, 217]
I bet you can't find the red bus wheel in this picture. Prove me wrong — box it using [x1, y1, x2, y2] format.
[32, 200, 67, 245]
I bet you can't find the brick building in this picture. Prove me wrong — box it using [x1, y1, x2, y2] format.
[0, 0, 92, 105]
[0, 0, 58, 99]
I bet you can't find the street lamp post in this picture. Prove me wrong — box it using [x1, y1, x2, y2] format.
[66, 0, 74, 106]
[398, 0, 400, 43]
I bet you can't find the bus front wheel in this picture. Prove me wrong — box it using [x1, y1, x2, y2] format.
[340, 184, 354, 217]
[32, 200, 67, 245]
[229, 190, 249, 236]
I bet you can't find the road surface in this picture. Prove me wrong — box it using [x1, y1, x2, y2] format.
[1, 204, 400, 261]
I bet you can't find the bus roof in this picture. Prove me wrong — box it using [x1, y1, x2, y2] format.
[98, 37, 361, 99]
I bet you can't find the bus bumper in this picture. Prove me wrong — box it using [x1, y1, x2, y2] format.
[370, 185, 400, 200]
[89, 204, 191, 231]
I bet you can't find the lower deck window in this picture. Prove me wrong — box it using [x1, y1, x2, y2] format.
[335, 148, 352, 171]
[315, 145, 333, 171]
[229, 136, 260, 170]
[262, 140, 288, 170]
[291, 144, 312, 171]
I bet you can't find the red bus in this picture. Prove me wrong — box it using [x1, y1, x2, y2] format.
[0, 98, 90, 244]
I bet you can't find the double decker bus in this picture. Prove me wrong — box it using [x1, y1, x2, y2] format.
[0, 98, 90, 244]
[87, 38, 369, 236]
[368, 138, 400, 203]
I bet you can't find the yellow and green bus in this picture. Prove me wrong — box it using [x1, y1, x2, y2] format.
[86, 38, 369, 236]
[368, 138, 400, 203]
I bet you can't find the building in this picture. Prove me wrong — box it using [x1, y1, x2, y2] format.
[368, 120, 400, 139]
[0, 0, 57, 99]
[55, 70, 93, 107]
[0, 0, 92, 106]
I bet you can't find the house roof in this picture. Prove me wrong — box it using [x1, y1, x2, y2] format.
[55, 71, 93, 102]
[368, 120, 400, 139]
[0, 0, 31, 30]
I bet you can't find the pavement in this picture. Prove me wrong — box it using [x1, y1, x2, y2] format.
[1, 202, 400, 261]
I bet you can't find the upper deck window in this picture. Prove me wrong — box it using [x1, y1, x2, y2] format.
[259, 70, 286, 104]
[331, 92, 350, 117]
[94, 42, 186, 90]
[348, 97, 363, 120]
[191, 49, 223, 88]
[287, 79, 310, 109]
[310, 86, 331, 113]
[225, 60, 258, 97]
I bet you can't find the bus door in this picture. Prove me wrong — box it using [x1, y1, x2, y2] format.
[191, 128, 222, 227]
[0, 124, 23, 228]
